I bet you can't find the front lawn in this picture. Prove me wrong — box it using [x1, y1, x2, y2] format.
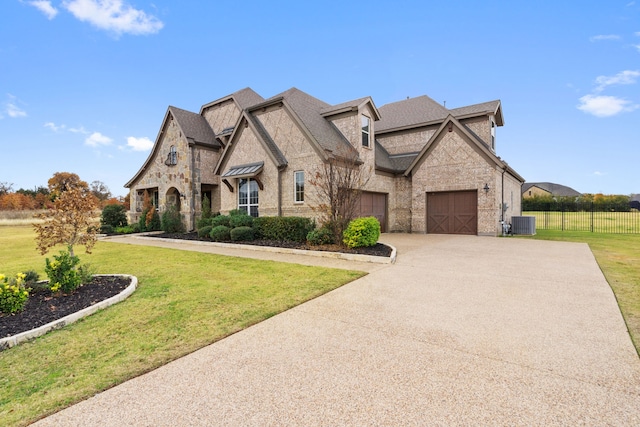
[527, 230, 640, 355]
[0, 225, 365, 426]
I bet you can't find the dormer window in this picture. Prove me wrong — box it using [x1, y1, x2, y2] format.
[361, 115, 370, 148]
[165, 145, 177, 166]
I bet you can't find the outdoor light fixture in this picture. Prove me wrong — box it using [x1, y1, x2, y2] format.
[483, 183, 490, 193]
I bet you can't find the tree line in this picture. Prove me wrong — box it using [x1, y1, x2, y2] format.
[0, 174, 128, 210]
[523, 193, 634, 212]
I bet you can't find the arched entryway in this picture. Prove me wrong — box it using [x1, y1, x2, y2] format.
[166, 187, 182, 213]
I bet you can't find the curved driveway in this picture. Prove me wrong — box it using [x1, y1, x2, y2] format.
[34, 234, 640, 425]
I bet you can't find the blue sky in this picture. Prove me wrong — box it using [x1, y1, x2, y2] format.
[1, 0, 639, 197]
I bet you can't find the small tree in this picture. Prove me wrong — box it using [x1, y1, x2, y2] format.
[309, 147, 371, 244]
[101, 204, 128, 229]
[33, 183, 99, 257]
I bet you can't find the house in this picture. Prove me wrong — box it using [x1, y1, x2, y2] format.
[522, 182, 581, 199]
[125, 87, 524, 236]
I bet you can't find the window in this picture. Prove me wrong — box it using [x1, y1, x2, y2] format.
[238, 178, 259, 217]
[490, 120, 496, 150]
[361, 115, 370, 147]
[294, 171, 304, 203]
[152, 190, 159, 209]
[166, 146, 177, 165]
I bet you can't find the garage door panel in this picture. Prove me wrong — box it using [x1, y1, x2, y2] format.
[358, 192, 387, 232]
[427, 191, 477, 235]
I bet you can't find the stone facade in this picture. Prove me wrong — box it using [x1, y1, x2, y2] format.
[126, 87, 524, 236]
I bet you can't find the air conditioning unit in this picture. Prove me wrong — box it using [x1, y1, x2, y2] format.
[511, 216, 536, 235]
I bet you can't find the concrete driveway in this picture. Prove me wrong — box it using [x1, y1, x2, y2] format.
[34, 234, 640, 426]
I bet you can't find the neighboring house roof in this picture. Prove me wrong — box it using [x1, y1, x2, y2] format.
[522, 182, 581, 197]
[630, 194, 640, 202]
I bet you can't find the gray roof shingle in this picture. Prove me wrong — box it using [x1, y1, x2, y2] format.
[376, 95, 450, 132]
[375, 141, 418, 173]
[522, 182, 581, 197]
[168, 106, 219, 148]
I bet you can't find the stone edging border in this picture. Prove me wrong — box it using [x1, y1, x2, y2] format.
[0, 274, 137, 351]
[129, 235, 397, 264]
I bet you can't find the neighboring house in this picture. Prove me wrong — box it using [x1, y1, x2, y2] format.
[522, 182, 581, 199]
[630, 194, 640, 210]
[126, 87, 524, 236]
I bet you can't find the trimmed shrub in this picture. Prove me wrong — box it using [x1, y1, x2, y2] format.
[230, 226, 255, 241]
[0, 273, 30, 314]
[161, 205, 185, 233]
[229, 213, 254, 228]
[44, 250, 83, 293]
[343, 217, 380, 248]
[100, 224, 115, 234]
[210, 225, 231, 242]
[211, 215, 231, 228]
[253, 216, 314, 242]
[307, 225, 335, 246]
[115, 225, 136, 234]
[197, 225, 213, 238]
[100, 204, 128, 229]
[229, 209, 245, 217]
[130, 223, 141, 233]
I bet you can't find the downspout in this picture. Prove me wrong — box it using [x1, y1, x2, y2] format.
[277, 167, 283, 217]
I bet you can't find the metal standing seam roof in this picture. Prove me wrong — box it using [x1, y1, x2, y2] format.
[222, 161, 264, 178]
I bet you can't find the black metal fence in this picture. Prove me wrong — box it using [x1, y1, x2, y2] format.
[523, 202, 640, 234]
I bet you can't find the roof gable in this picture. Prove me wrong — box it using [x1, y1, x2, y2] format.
[320, 96, 381, 121]
[522, 182, 581, 197]
[450, 100, 503, 126]
[376, 95, 449, 133]
[168, 106, 219, 147]
[199, 87, 264, 114]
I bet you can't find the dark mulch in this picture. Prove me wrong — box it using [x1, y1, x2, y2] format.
[150, 232, 393, 257]
[0, 276, 131, 339]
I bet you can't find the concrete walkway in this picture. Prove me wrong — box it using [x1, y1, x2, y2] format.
[34, 234, 640, 426]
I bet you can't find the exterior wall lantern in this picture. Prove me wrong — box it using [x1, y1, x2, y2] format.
[483, 183, 490, 193]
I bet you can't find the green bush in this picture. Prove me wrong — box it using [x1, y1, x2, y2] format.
[0, 273, 30, 314]
[138, 208, 161, 232]
[307, 225, 335, 245]
[197, 225, 213, 238]
[229, 213, 254, 228]
[253, 216, 314, 242]
[44, 250, 83, 293]
[100, 204, 128, 229]
[210, 225, 231, 242]
[115, 225, 136, 234]
[130, 223, 141, 233]
[230, 226, 255, 241]
[196, 217, 212, 230]
[211, 215, 231, 228]
[23, 270, 40, 284]
[100, 224, 115, 234]
[229, 209, 245, 217]
[161, 205, 185, 233]
[342, 217, 380, 248]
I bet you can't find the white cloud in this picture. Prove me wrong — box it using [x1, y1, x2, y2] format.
[6, 103, 27, 118]
[577, 95, 639, 117]
[126, 136, 153, 151]
[593, 171, 606, 176]
[594, 70, 640, 92]
[589, 34, 621, 42]
[85, 132, 113, 147]
[62, 0, 164, 36]
[69, 126, 88, 134]
[28, 1, 58, 19]
[44, 122, 65, 131]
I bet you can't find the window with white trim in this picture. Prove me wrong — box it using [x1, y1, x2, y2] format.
[361, 115, 370, 147]
[238, 178, 259, 217]
[294, 171, 304, 203]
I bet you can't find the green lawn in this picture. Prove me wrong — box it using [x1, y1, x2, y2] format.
[0, 225, 365, 426]
[526, 230, 640, 355]
[524, 210, 640, 233]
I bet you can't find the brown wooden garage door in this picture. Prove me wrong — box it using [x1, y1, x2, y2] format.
[427, 190, 477, 235]
[359, 191, 387, 232]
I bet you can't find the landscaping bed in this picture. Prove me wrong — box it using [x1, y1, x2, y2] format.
[0, 275, 131, 338]
[150, 231, 393, 258]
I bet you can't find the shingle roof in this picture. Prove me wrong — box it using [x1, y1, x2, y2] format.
[375, 141, 418, 173]
[522, 182, 581, 197]
[376, 95, 450, 132]
[168, 106, 219, 148]
[259, 88, 358, 160]
[232, 87, 265, 110]
[450, 100, 503, 125]
[245, 113, 287, 167]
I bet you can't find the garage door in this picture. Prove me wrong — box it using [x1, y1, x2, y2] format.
[427, 190, 477, 235]
[359, 191, 387, 232]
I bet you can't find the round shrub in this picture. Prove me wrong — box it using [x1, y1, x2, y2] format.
[0, 273, 29, 314]
[210, 225, 231, 242]
[211, 215, 231, 228]
[230, 226, 255, 242]
[229, 213, 254, 228]
[229, 209, 245, 217]
[306, 226, 334, 245]
[100, 224, 115, 234]
[100, 204, 128, 228]
[197, 225, 213, 238]
[45, 250, 83, 293]
[342, 217, 381, 248]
